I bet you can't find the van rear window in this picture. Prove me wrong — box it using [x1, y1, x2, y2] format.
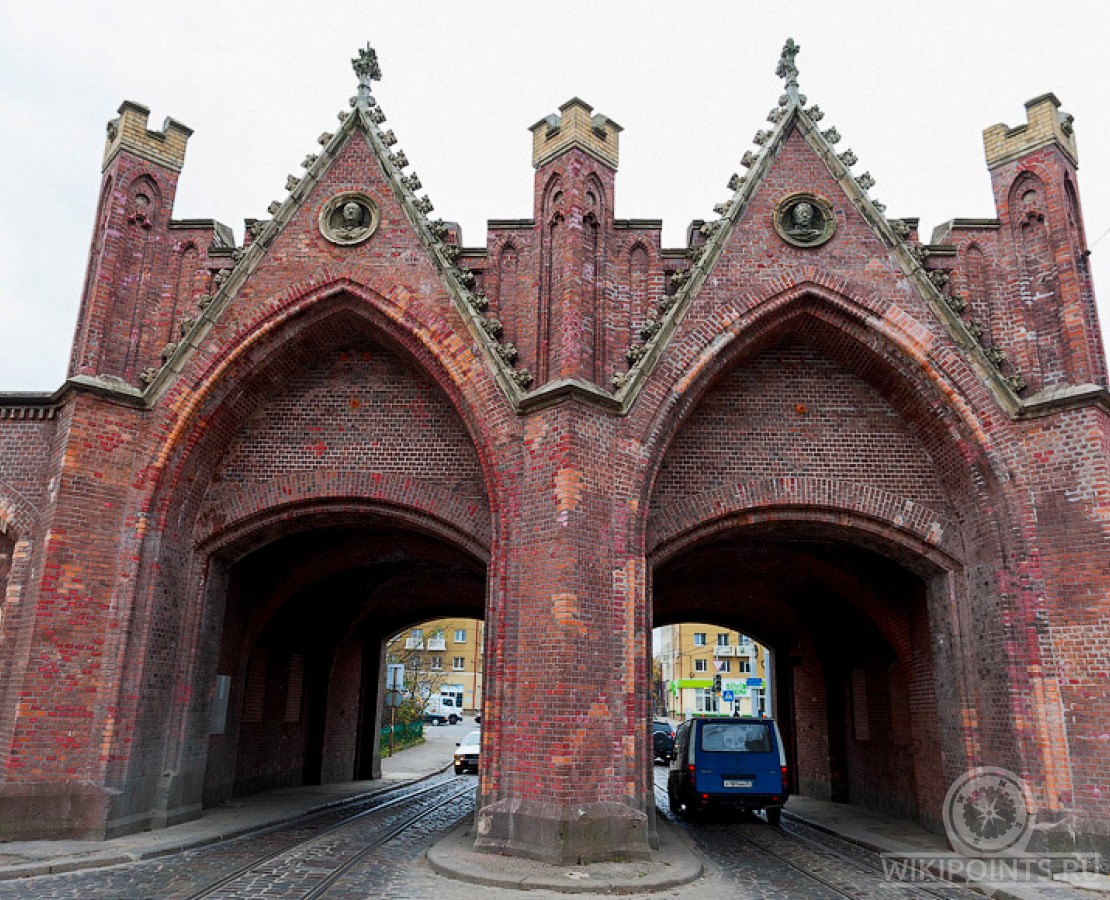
[701, 722, 772, 753]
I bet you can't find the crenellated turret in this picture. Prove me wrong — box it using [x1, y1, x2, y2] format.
[69, 102, 227, 386]
[528, 99, 622, 387]
[983, 94, 1105, 393]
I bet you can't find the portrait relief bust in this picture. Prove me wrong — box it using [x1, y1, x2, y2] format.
[320, 192, 380, 246]
[773, 192, 836, 248]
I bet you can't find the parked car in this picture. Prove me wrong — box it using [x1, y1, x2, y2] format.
[423, 693, 462, 725]
[454, 729, 481, 774]
[668, 717, 788, 825]
[652, 720, 676, 763]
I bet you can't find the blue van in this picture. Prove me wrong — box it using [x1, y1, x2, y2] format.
[667, 717, 789, 824]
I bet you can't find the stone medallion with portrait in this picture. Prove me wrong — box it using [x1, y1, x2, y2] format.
[773, 192, 836, 248]
[319, 192, 380, 246]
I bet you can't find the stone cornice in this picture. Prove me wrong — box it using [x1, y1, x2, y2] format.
[614, 219, 663, 230]
[0, 392, 61, 420]
[66, 375, 147, 407]
[169, 219, 235, 248]
[488, 219, 535, 230]
[517, 378, 622, 414]
[1015, 383, 1110, 420]
[930, 218, 1000, 244]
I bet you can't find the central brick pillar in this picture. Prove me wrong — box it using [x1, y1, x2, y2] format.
[475, 402, 654, 863]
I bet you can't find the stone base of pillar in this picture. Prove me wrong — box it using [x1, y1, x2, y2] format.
[0, 782, 114, 840]
[474, 798, 653, 864]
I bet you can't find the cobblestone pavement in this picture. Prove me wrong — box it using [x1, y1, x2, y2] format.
[0, 773, 469, 900]
[0, 767, 1091, 898]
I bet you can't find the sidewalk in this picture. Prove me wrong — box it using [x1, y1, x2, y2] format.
[783, 796, 1110, 899]
[0, 721, 467, 881]
[0, 733, 1105, 898]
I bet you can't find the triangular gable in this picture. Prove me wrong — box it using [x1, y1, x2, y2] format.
[144, 43, 530, 405]
[614, 39, 1024, 416]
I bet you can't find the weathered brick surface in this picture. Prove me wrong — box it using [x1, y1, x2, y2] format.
[651, 342, 954, 513]
[0, 63, 1108, 861]
[196, 333, 487, 541]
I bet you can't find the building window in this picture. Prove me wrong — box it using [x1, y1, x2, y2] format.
[695, 688, 719, 714]
[452, 656, 465, 671]
[693, 632, 707, 646]
[430, 655, 442, 670]
[719, 660, 731, 673]
[454, 629, 466, 643]
[694, 658, 708, 673]
[716, 633, 729, 647]
[738, 659, 752, 674]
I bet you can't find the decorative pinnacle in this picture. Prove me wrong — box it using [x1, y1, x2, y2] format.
[776, 38, 801, 99]
[352, 42, 381, 105]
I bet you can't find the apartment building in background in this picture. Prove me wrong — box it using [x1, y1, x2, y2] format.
[655, 624, 770, 719]
[388, 618, 485, 715]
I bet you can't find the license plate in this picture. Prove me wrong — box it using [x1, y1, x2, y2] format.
[724, 779, 753, 788]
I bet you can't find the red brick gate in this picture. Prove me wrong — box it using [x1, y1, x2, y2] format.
[1, 40, 1108, 863]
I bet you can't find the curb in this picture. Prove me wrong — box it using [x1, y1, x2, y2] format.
[0, 765, 452, 882]
[426, 817, 704, 894]
[782, 810, 1099, 900]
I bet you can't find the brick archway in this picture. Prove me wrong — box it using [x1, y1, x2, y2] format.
[640, 286, 1062, 830]
[101, 291, 495, 832]
[198, 508, 485, 807]
[652, 512, 955, 826]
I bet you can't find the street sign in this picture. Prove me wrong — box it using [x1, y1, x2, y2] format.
[746, 677, 763, 687]
[722, 690, 735, 701]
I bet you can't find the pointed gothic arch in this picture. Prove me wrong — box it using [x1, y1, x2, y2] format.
[618, 240, 652, 378]
[637, 281, 1069, 827]
[96, 283, 498, 827]
[1011, 171, 1070, 387]
[639, 282, 1010, 511]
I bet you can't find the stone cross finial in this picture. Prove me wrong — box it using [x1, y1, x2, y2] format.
[352, 42, 381, 105]
[776, 38, 801, 95]
[353, 43, 381, 81]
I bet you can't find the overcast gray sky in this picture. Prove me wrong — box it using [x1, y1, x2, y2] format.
[2, 0, 1109, 391]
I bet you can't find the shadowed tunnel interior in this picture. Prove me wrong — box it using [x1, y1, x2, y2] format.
[653, 524, 945, 825]
[202, 520, 485, 807]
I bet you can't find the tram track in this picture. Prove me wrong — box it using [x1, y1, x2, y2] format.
[729, 821, 977, 899]
[299, 781, 472, 900]
[182, 777, 474, 899]
[652, 776, 978, 900]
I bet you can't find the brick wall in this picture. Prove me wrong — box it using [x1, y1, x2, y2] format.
[651, 342, 953, 516]
[320, 640, 364, 785]
[0, 78, 1108, 858]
